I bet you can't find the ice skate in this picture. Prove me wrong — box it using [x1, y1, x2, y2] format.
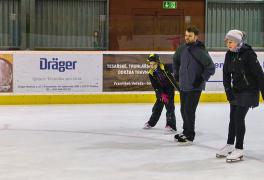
[174, 133, 193, 146]
[226, 149, 244, 163]
[164, 125, 177, 134]
[216, 144, 234, 158]
[142, 123, 152, 129]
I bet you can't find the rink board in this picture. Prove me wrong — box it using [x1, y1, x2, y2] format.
[0, 92, 261, 104]
[0, 51, 263, 104]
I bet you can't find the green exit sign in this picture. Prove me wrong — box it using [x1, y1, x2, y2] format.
[163, 1, 177, 9]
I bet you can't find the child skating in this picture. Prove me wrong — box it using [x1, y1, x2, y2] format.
[143, 54, 179, 134]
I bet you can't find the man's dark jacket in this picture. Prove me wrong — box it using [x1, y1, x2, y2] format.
[173, 41, 215, 91]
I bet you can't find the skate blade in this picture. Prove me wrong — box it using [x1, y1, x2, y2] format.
[174, 138, 180, 143]
[142, 127, 152, 130]
[176, 141, 193, 146]
[164, 130, 177, 135]
[216, 154, 227, 158]
[226, 156, 243, 163]
[216, 151, 233, 158]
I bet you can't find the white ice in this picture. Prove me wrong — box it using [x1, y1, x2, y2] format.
[0, 103, 264, 180]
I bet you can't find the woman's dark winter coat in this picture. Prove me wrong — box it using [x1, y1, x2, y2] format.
[223, 44, 264, 107]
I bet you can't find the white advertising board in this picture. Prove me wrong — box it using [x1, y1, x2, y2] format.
[257, 52, 264, 70]
[206, 52, 225, 91]
[13, 53, 102, 93]
[10, 51, 264, 93]
[206, 52, 264, 92]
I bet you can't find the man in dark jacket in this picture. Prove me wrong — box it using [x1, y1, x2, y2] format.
[173, 26, 215, 145]
[143, 54, 179, 134]
[216, 29, 264, 162]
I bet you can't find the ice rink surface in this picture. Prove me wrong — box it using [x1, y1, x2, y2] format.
[0, 103, 264, 180]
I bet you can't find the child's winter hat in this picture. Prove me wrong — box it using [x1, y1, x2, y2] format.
[225, 29, 245, 44]
[146, 54, 160, 63]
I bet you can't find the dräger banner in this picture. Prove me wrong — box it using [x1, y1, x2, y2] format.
[14, 54, 102, 93]
[103, 54, 173, 91]
[0, 54, 13, 92]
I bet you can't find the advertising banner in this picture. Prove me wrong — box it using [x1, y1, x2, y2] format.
[14, 54, 102, 93]
[7, 51, 264, 94]
[103, 52, 264, 92]
[206, 52, 264, 91]
[103, 53, 173, 91]
[206, 52, 225, 91]
[0, 54, 13, 92]
[257, 52, 264, 70]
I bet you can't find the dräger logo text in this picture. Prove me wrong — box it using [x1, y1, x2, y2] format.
[40, 58, 77, 72]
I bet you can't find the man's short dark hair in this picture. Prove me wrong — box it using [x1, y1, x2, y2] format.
[186, 26, 199, 35]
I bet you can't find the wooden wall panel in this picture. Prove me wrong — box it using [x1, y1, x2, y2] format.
[109, 0, 205, 50]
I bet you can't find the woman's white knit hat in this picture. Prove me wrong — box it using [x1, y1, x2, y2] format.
[225, 29, 245, 43]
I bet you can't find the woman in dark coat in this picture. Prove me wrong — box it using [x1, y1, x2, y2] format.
[216, 29, 264, 162]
